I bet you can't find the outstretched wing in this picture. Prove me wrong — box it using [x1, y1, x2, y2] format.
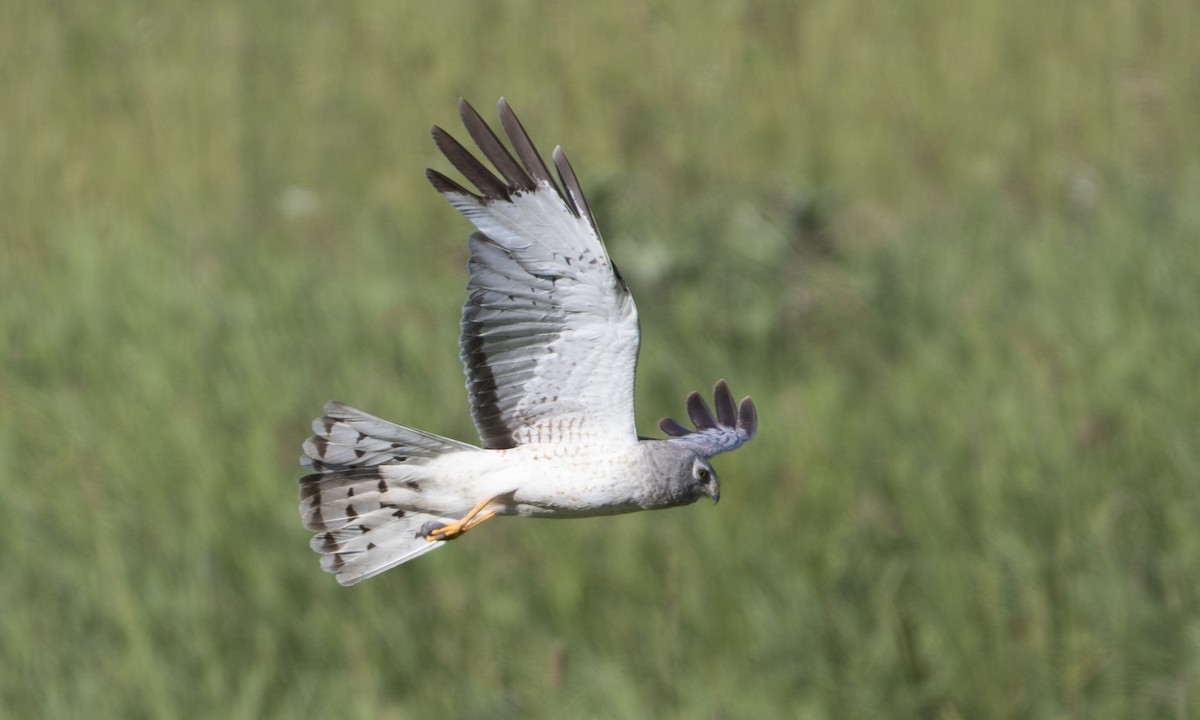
[427, 98, 640, 449]
[659, 380, 758, 458]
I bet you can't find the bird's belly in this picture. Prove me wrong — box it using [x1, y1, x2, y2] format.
[506, 491, 646, 518]
[494, 447, 652, 518]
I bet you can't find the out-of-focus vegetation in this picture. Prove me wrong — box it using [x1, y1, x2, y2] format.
[2, 1, 1198, 717]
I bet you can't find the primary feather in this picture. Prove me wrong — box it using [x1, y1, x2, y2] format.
[298, 98, 759, 586]
[429, 98, 640, 450]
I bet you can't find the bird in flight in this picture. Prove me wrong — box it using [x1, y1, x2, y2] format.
[299, 98, 757, 585]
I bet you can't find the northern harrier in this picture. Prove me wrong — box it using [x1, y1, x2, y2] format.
[300, 99, 757, 585]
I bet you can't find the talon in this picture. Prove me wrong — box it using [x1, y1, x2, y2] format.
[424, 496, 498, 542]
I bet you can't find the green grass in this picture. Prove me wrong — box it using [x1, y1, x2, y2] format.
[3, 0, 1199, 717]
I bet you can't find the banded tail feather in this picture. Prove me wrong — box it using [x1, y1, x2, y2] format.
[296, 99, 762, 587]
[301, 401, 476, 470]
[299, 402, 476, 585]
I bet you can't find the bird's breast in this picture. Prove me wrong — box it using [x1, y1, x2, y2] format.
[490, 442, 657, 518]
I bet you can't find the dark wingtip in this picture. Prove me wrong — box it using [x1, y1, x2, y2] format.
[426, 167, 476, 198]
[738, 396, 758, 439]
[552, 145, 590, 223]
[685, 390, 717, 429]
[713, 379, 737, 428]
[660, 382, 757, 454]
[659, 417, 691, 437]
[496, 98, 564, 200]
[459, 97, 534, 192]
[431, 124, 509, 199]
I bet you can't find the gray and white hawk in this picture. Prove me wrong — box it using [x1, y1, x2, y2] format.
[299, 98, 757, 585]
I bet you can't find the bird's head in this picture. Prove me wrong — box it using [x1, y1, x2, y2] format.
[643, 380, 757, 509]
[645, 443, 720, 507]
[689, 455, 721, 504]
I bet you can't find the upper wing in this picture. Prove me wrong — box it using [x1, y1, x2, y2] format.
[659, 380, 758, 458]
[427, 98, 640, 449]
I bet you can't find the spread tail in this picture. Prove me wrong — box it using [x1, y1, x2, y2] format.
[298, 401, 478, 585]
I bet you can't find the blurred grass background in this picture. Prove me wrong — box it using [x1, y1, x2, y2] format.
[2, 0, 1199, 717]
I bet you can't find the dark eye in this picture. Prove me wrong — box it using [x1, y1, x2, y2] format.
[697, 468, 710, 481]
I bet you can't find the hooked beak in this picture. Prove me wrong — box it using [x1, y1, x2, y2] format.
[705, 481, 720, 505]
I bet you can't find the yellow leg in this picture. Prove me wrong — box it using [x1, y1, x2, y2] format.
[425, 496, 498, 542]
